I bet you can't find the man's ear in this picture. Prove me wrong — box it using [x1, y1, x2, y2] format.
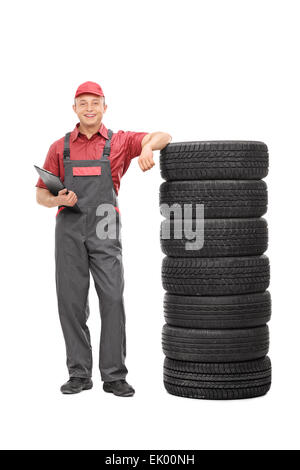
[72, 104, 76, 113]
[103, 104, 108, 114]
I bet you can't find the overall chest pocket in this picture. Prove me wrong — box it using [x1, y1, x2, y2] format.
[71, 166, 103, 202]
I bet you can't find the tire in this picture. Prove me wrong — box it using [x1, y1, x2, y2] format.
[162, 255, 270, 296]
[162, 324, 269, 362]
[160, 218, 268, 257]
[159, 180, 267, 219]
[164, 291, 271, 329]
[163, 356, 272, 400]
[160, 141, 269, 181]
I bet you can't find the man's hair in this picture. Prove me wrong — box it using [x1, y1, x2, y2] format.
[74, 96, 105, 106]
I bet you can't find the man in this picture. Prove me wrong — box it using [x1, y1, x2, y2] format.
[36, 81, 172, 397]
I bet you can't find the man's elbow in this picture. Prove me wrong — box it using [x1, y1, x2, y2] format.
[142, 131, 172, 151]
[166, 133, 172, 144]
[36, 188, 42, 205]
[36, 187, 47, 206]
[162, 132, 172, 149]
[158, 131, 173, 147]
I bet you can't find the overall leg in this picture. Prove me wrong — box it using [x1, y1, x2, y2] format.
[87, 211, 128, 382]
[55, 210, 92, 378]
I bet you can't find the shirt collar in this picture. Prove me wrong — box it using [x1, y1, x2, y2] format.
[71, 122, 109, 142]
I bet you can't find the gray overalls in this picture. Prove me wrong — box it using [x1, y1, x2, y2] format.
[55, 129, 128, 382]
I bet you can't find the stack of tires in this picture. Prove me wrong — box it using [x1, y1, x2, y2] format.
[159, 141, 271, 400]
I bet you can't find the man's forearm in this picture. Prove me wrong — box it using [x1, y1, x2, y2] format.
[138, 132, 172, 172]
[36, 188, 59, 208]
[142, 132, 172, 151]
[36, 187, 78, 208]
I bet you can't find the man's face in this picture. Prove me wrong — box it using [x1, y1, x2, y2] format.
[73, 93, 107, 127]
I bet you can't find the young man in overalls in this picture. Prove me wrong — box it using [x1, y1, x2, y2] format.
[36, 81, 172, 396]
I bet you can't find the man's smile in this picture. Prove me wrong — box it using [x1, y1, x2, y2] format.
[84, 114, 96, 118]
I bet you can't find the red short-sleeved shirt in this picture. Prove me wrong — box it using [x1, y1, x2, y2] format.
[35, 122, 149, 195]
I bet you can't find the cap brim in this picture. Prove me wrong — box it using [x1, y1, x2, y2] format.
[75, 91, 104, 98]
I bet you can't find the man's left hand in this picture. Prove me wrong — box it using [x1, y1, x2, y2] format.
[138, 144, 155, 172]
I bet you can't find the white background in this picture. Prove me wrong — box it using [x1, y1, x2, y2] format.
[0, 0, 299, 451]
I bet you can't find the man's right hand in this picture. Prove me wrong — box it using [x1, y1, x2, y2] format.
[57, 188, 78, 207]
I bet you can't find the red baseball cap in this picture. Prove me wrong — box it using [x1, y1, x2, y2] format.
[75, 81, 105, 98]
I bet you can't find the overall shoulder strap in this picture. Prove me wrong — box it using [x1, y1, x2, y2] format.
[102, 129, 113, 158]
[63, 132, 71, 160]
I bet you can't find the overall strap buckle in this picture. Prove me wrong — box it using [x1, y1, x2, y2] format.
[63, 132, 71, 160]
[102, 129, 113, 157]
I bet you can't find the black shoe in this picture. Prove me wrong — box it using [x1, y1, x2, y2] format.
[103, 379, 135, 397]
[60, 377, 93, 394]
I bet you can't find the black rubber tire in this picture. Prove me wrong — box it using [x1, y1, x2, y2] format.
[163, 356, 272, 400]
[160, 218, 268, 257]
[160, 141, 269, 181]
[162, 255, 270, 296]
[162, 324, 269, 362]
[159, 180, 267, 219]
[164, 291, 271, 329]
